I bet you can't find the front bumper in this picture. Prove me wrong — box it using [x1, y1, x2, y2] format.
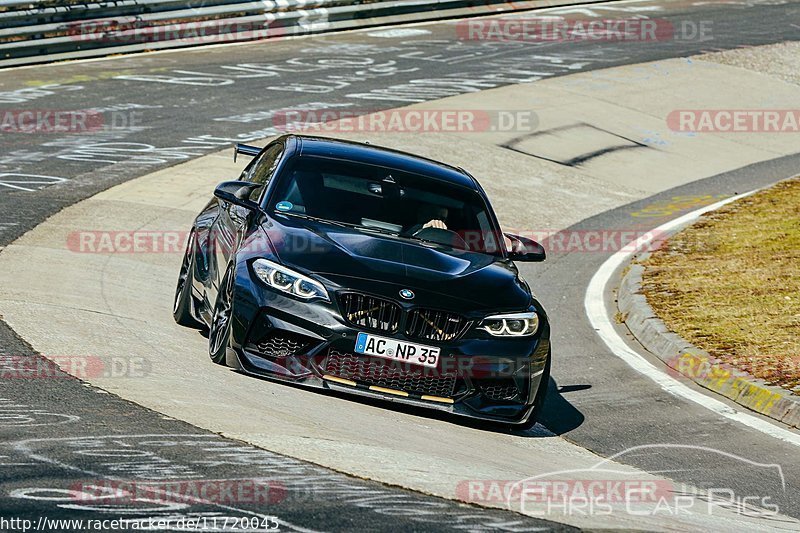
[226, 265, 550, 425]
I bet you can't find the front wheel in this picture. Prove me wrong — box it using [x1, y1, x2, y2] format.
[173, 231, 204, 329]
[208, 267, 235, 365]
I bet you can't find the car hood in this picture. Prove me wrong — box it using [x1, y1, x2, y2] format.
[261, 217, 531, 311]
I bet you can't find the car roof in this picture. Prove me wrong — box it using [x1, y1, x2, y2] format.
[284, 134, 478, 190]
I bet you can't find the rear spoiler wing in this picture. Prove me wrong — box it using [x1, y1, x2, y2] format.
[233, 143, 261, 162]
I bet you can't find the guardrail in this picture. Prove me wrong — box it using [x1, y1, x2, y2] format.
[0, 0, 591, 68]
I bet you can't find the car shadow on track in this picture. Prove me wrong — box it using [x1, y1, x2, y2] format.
[537, 379, 587, 436]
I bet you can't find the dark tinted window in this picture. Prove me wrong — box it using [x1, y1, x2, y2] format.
[270, 155, 502, 255]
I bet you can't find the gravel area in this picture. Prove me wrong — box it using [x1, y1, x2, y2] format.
[698, 41, 800, 87]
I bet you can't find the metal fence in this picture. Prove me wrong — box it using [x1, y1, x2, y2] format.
[0, 0, 585, 68]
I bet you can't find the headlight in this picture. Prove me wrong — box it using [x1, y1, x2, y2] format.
[478, 312, 539, 337]
[252, 259, 329, 301]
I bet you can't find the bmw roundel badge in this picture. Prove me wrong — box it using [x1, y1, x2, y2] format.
[399, 289, 415, 300]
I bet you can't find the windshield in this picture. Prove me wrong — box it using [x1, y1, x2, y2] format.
[269, 155, 503, 255]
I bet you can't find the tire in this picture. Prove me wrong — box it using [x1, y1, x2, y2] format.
[208, 267, 235, 366]
[173, 231, 204, 329]
[512, 351, 551, 431]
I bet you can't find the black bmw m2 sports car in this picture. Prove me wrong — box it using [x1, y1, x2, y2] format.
[173, 134, 550, 428]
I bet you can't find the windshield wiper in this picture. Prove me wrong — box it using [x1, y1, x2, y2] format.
[279, 212, 350, 228]
[405, 235, 442, 246]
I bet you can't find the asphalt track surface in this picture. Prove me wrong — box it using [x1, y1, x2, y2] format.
[2, 0, 800, 530]
[532, 153, 800, 522]
[0, 332, 574, 532]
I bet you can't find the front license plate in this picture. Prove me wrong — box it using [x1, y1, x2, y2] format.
[355, 332, 440, 368]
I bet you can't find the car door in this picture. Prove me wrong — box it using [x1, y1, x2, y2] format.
[208, 141, 285, 304]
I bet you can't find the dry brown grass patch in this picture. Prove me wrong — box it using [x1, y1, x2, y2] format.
[642, 178, 800, 393]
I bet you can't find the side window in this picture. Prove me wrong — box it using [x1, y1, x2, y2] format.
[243, 144, 284, 202]
[476, 210, 500, 255]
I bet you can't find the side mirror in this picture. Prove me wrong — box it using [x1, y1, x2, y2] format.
[214, 181, 262, 211]
[504, 233, 546, 262]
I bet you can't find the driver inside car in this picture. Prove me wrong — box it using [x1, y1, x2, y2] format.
[408, 204, 449, 234]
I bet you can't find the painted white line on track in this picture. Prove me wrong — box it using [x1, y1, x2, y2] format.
[585, 190, 800, 448]
[12, 433, 320, 533]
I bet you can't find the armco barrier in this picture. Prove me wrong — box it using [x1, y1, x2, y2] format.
[0, 0, 594, 68]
